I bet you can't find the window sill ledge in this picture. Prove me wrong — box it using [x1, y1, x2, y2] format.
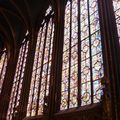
[55, 103, 102, 116]
[24, 115, 48, 120]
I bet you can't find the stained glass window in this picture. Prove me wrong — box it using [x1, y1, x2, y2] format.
[7, 32, 29, 120]
[26, 6, 54, 117]
[113, 0, 120, 43]
[60, 0, 104, 110]
[0, 49, 7, 94]
[61, 0, 78, 110]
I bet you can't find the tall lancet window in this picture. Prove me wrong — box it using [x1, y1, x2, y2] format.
[60, 0, 104, 110]
[0, 49, 7, 94]
[27, 6, 54, 117]
[113, 0, 120, 43]
[7, 31, 29, 120]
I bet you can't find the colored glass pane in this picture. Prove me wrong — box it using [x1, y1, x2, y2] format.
[7, 33, 29, 120]
[60, 0, 104, 110]
[113, 0, 120, 43]
[0, 50, 7, 94]
[27, 7, 54, 117]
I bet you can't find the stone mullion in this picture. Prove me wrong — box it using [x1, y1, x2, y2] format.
[48, 18, 58, 120]
[105, 0, 120, 98]
[48, 2, 65, 120]
[104, 0, 120, 119]
[98, 0, 120, 120]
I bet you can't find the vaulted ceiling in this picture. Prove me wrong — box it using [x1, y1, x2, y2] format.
[0, 0, 60, 53]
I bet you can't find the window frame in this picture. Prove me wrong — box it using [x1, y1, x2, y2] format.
[6, 33, 29, 120]
[26, 7, 55, 117]
[58, 0, 105, 112]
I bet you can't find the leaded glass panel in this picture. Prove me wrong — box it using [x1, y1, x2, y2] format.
[113, 0, 120, 43]
[0, 50, 7, 94]
[7, 33, 29, 120]
[27, 6, 54, 117]
[60, 0, 104, 110]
